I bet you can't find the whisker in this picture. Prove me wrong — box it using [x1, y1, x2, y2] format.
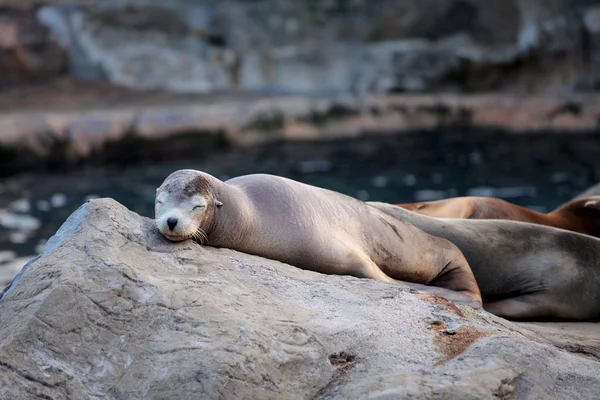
[191, 229, 204, 245]
[198, 228, 209, 245]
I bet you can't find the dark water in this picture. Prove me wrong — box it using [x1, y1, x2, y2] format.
[1, 129, 600, 257]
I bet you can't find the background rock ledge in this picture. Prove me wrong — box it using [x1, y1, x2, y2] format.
[1, 92, 600, 177]
[0, 198, 599, 399]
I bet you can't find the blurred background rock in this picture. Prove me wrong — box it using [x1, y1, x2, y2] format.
[2, 0, 600, 93]
[1, 0, 600, 286]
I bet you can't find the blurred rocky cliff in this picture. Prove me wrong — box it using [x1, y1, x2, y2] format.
[2, 0, 600, 94]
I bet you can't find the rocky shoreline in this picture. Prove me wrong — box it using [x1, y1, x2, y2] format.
[1, 90, 599, 176]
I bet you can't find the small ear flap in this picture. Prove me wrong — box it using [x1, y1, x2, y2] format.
[215, 200, 223, 207]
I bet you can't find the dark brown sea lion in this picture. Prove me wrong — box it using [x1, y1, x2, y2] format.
[397, 196, 600, 238]
[154, 170, 482, 307]
[369, 201, 600, 321]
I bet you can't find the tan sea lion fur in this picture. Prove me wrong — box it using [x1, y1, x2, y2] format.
[397, 196, 600, 238]
[154, 170, 482, 307]
[369, 201, 600, 321]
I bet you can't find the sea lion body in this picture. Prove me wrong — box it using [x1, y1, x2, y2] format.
[369, 202, 600, 321]
[155, 170, 481, 306]
[398, 196, 600, 238]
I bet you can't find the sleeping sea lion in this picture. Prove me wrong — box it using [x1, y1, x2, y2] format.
[397, 196, 600, 238]
[369, 201, 600, 321]
[154, 170, 482, 307]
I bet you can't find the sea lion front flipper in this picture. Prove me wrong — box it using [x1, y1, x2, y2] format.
[347, 241, 482, 309]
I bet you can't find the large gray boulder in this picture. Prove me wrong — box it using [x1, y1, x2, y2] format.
[1, 198, 599, 399]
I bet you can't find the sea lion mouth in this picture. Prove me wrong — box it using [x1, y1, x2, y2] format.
[161, 232, 193, 242]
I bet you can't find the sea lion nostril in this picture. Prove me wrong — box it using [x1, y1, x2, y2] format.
[167, 217, 178, 230]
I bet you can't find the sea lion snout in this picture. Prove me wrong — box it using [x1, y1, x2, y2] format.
[167, 217, 178, 230]
[156, 209, 201, 242]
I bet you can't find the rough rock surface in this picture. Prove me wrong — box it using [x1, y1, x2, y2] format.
[1, 198, 599, 399]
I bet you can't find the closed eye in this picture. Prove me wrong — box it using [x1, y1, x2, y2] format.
[156, 200, 163, 205]
[193, 205, 205, 210]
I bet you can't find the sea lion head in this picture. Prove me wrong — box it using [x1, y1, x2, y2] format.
[155, 169, 223, 243]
